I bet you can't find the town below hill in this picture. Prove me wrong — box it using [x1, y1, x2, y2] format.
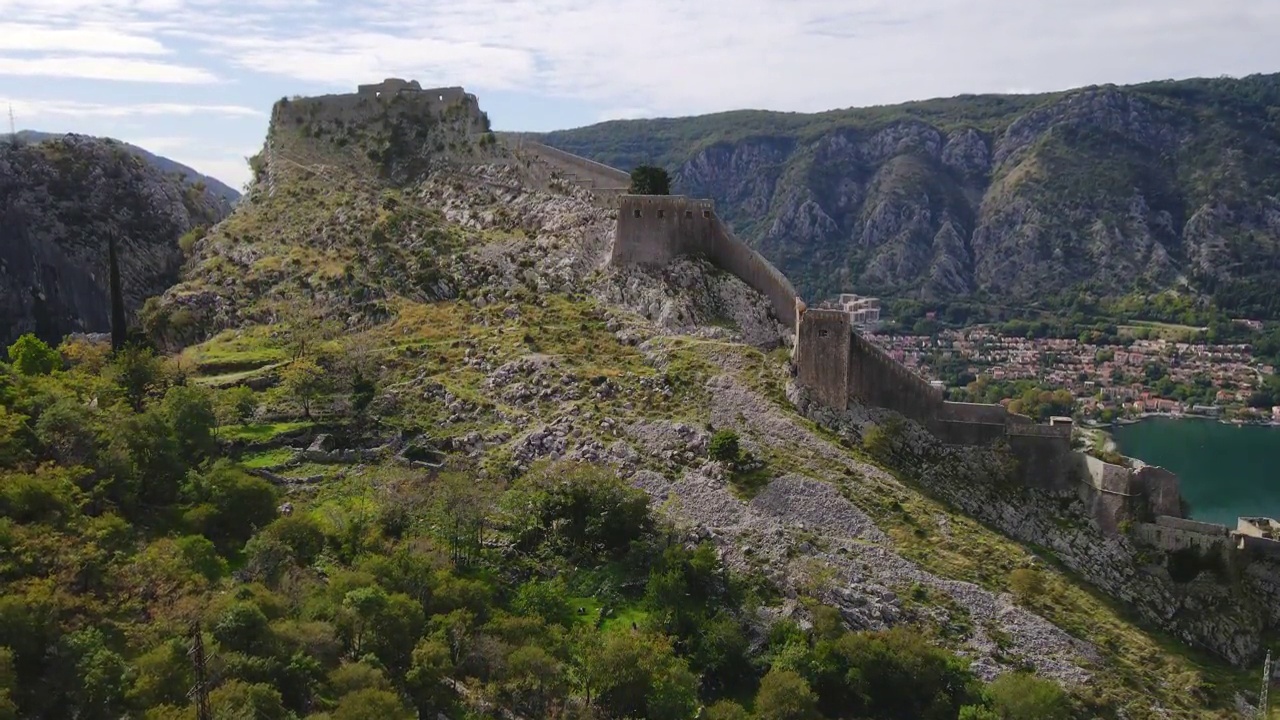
[869, 326, 1278, 425]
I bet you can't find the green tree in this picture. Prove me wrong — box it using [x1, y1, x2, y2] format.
[405, 637, 454, 718]
[703, 700, 750, 720]
[0, 647, 16, 720]
[183, 461, 278, 552]
[212, 602, 270, 654]
[809, 627, 978, 720]
[53, 627, 129, 720]
[34, 399, 95, 466]
[582, 630, 697, 720]
[1007, 568, 1046, 606]
[502, 644, 564, 717]
[279, 357, 329, 420]
[512, 578, 575, 627]
[207, 680, 287, 720]
[215, 386, 259, 427]
[331, 689, 414, 720]
[755, 669, 820, 720]
[629, 165, 671, 195]
[708, 429, 741, 464]
[0, 406, 30, 469]
[6, 334, 60, 376]
[161, 385, 217, 461]
[110, 345, 164, 411]
[504, 462, 651, 561]
[350, 369, 376, 417]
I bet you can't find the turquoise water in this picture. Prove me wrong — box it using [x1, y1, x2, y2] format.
[1112, 417, 1280, 526]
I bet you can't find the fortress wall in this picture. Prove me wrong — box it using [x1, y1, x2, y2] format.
[1008, 434, 1075, 491]
[1239, 536, 1280, 557]
[1083, 455, 1137, 495]
[614, 195, 799, 329]
[706, 213, 800, 329]
[1135, 522, 1234, 554]
[932, 420, 1008, 447]
[520, 140, 631, 190]
[1006, 423, 1073, 439]
[797, 310, 851, 410]
[848, 331, 943, 425]
[938, 402, 1011, 425]
[614, 195, 717, 265]
[1155, 515, 1231, 536]
[272, 91, 478, 133]
[1134, 465, 1183, 518]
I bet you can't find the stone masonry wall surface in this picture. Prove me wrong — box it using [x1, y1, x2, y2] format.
[615, 195, 799, 329]
[796, 309, 851, 410]
[848, 331, 943, 425]
[938, 402, 1010, 425]
[1155, 515, 1230, 536]
[1135, 522, 1234, 554]
[1083, 455, 1137, 495]
[1008, 434, 1076, 491]
[519, 139, 631, 190]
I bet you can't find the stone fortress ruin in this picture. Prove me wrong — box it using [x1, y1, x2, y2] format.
[277, 81, 1280, 560]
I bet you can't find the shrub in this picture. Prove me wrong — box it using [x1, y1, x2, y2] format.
[6, 334, 60, 376]
[1008, 568, 1046, 605]
[708, 430, 741, 464]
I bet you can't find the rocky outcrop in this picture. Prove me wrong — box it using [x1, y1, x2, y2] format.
[792, 382, 1272, 666]
[0, 135, 231, 345]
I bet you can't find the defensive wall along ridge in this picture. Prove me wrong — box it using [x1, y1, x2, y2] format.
[436, 107, 1280, 552]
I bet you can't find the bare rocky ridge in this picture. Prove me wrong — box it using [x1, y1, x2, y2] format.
[541, 75, 1280, 313]
[0, 135, 231, 345]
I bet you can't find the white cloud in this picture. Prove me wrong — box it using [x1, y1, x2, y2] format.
[0, 22, 170, 54]
[3, 98, 262, 119]
[179, 0, 1280, 121]
[0, 55, 218, 82]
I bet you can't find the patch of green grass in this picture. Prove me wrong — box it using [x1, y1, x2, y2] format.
[181, 326, 289, 375]
[221, 421, 313, 443]
[240, 448, 297, 469]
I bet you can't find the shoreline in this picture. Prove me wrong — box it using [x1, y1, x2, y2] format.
[1082, 414, 1280, 430]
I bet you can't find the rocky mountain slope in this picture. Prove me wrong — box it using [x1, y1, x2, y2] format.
[0, 134, 233, 345]
[126, 92, 1271, 717]
[11, 130, 242, 205]
[536, 73, 1280, 317]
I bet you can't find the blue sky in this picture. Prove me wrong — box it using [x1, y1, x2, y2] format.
[3, 0, 1279, 190]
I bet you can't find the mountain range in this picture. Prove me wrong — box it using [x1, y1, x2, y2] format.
[535, 73, 1280, 320]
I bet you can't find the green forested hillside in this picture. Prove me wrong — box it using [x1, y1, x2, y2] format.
[536, 73, 1280, 321]
[0, 90, 1262, 720]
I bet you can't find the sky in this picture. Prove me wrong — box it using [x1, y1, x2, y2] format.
[3, 0, 1279, 191]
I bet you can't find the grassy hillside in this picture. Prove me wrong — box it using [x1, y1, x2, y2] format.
[0, 92, 1267, 720]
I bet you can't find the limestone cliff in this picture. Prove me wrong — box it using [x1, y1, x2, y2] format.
[0, 135, 232, 345]
[538, 73, 1280, 317]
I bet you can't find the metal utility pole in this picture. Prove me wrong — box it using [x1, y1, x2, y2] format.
[187, 624, 212, 720]
[1261, 649, 1272, 720]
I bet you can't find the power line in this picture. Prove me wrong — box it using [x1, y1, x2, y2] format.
[187, 623, 212, 720]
